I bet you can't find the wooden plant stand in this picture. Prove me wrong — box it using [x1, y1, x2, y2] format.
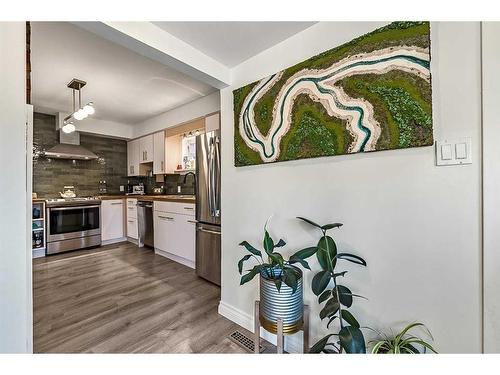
[253, 300, 310, 354]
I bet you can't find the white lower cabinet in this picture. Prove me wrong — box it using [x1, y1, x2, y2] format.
[154, 202, 195, 268]
[126, 199, 138, 239]
[101, 199, 125, 243]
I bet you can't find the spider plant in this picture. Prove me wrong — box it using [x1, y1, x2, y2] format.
[370, 322, 438, 354]
[238, 222, 317, 292]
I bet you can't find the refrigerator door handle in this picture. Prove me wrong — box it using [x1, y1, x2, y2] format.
[214, 135, 221, 217]
[207, 138, 213, 217]
[208, 137, 216, 217]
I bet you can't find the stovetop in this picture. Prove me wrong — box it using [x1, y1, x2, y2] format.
[45, 196, 101, 207]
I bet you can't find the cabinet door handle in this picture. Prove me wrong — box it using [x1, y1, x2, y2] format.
[111, 202, 123, 205]
[128, 220, 135, 223]
[184, 207, 194, 210]
[161, 161, 164, 171]
[158, 216, 173, 220]
[187, 220, 198, 224]
[146, 151, 148, 160]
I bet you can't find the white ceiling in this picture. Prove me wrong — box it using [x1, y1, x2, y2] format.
[31, 22, 216, 125]
[153, 22, 317, 67]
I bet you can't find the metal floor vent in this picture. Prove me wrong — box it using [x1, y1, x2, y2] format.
[229, 330, 264, 353]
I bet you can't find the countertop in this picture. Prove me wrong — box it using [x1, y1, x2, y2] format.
[32, 195, 196, 204]
[98, 195, 196, 204]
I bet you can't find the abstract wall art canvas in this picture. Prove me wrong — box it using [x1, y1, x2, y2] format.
[233, 22, 433, 167]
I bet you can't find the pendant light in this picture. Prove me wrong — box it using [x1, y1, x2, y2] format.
[62, 78, 95, 133]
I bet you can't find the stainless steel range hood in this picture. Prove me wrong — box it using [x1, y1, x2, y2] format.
[44, 113, 98, 160]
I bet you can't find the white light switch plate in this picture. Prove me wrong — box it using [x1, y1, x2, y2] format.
[435, 137, 472, 166]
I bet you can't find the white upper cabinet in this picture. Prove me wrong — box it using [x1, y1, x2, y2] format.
[139, 134, 154, 163]
[127, 139, 140, 177]
[153, 131, 166, 175]
[205, 113, 220, 132]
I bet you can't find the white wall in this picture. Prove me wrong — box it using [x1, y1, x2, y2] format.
[219, 22, 482, 353]
[0, 22, 31, 353]
[133, 91, 220, 138]
[482, 22, 500, 353]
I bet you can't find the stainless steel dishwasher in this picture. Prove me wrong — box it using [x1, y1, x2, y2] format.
[137, 201, 154, 248]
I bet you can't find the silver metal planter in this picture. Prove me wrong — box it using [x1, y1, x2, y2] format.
[259, 266, 303, 335]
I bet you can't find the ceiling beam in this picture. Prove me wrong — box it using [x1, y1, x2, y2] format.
[72, 22, 231, 89]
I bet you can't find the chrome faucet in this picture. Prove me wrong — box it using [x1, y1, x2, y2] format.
[182, 172, 196, 194]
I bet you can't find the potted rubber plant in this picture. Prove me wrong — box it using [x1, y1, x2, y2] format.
[370, 322, 437, 354]
[238, 222, 317, 335]
[298, 217, 367, 354]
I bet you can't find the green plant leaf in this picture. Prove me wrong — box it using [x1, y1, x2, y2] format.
[403, 339, 438, 353]
[399, 322, 432, 340]
[336, 253, 367, 266]
[371, 341, 389, 354]
[339, 326, 366, 353]
[337, 285, 353, 307]
[297, 217, 322, 229]
[312, 270, 331, 296]
[240, 265, 262, 285]
[308, 334, 335, 353]
[239, 241, 262, 257]
[326, 315, 338, 329]
[317, 236, 337, 270]
[333, 271, 347, 278]
[283, 269, 298, 293]
[275, 239, 286, 247]
[320, 296, 340, 320]
[269, 252, 284, 267]
[263, 231, 274, 255]
[289, 256, 311, 270]
[341, 310, 360, 328]
[318, 289, 331, 304]
[237, 254, 252, 274]
[290, 246, 317, 260]
[274, 279, 282, 292]
[321, 223, 343, 231]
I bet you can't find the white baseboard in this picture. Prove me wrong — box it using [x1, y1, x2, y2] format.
[32, 248, 45, 258]
[127, 237, 138, 245]
[154, 248, 195, 269]
[102, 237, 127, 246]
[218, 300, 303, 353]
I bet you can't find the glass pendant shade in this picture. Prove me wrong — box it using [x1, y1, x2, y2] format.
[62, 123, 76, 133]
[83, 103, 95, 115]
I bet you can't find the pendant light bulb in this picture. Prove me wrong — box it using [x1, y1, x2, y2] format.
[73, 110, 85, 120]
[83, 102, 95, 115]
[62, 123, 76, 134]
[73, 109, 88, 120]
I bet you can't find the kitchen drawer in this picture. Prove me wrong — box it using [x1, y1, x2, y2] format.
[154, 201, 195, 216]
[126, 198, 138, 219]
[127, 217, 138, 239]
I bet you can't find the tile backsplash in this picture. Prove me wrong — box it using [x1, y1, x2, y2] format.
[33, 112, 196, 198]
[33, 112, 128, 198]
[127, 173, 195, 195]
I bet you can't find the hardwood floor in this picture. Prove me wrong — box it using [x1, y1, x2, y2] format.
[33, 242, 261, 353]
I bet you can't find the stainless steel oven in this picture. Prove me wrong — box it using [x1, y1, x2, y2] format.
[46, 199, 101, 254]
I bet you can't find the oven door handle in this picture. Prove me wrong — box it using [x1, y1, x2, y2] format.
[48, 205, 101, 211]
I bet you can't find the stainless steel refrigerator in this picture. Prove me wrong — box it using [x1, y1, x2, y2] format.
[195, 129, 221, 285]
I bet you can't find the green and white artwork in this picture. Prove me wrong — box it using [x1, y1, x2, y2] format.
[233, 22, 433, 167]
